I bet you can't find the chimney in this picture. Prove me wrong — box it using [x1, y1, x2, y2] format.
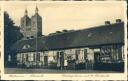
[105, 21, 110, 25]
[62, 29, 68, 32]
[56, 31, 61, 33]
[49, 33, 55, 35]
[116, 19, 121, 23]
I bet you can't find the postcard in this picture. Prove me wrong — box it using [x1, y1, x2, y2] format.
[0, 1, 127, 80]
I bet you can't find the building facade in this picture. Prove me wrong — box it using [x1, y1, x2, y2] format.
[8, 8, 125, 71]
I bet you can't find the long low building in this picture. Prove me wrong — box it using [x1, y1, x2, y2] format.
[9, 21, 124, 71]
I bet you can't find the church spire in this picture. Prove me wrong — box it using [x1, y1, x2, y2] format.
[25, 9, 28, 16]
[35, 6, 38, 14]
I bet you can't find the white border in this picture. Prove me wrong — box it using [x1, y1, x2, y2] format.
[0, 1, 127, 80]
[0, 3, 1, 77]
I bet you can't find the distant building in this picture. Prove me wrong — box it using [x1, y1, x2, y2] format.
[8, 7, 124, 71]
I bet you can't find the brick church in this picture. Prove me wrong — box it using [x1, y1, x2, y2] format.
[8, 7, 125, 72]
[20, 7, 42, 38]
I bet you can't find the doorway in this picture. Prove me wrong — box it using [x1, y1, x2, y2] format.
[44, 56, 48, 66]
[60, 52, 64, 70]
[57, 51, 64, 70]
[94, 52, 100, 69]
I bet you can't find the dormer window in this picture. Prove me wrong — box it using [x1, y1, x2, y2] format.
[88, 33, 92, 37]
[110, 32, 113, 34]
[23, 44, 30, 49]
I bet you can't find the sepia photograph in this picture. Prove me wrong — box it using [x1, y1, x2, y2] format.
[0, 0, 126, 1]
[1, 1, 127, 80]
[0, 5, 1, 76]
[1, 80, 127, 81]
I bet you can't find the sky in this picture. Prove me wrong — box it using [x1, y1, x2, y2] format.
[3, 2, 126, 35]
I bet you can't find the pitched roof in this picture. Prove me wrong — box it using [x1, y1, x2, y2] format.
[11, 22, 124, 53]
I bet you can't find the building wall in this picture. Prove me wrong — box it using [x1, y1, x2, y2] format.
[14, 44, 124, 68]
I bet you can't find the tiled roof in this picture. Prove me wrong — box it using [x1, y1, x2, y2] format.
[11, 22, 124, 53]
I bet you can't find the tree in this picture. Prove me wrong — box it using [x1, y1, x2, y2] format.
[4, 11, 23, 67]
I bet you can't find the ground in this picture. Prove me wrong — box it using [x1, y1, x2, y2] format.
[5, 68, 120, 74]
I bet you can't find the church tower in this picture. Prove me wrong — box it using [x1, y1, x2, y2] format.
[20, 9, 31, 38]
[31, 6, 42, 37]
[20, 7, 42, 39]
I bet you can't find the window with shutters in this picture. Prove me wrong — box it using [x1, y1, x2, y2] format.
[40, 53, 44, 62]
[100, 45, 123, 63]
[75, 49, 80, 60]
[37, 53, 40, 61]
[17, 54, 21, 62]
[84, 49, 88, 60]
[28, 53, 34, 61]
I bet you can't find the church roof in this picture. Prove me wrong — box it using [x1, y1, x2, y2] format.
[11, 22, 124, 53]
[21, 15, 31, 23]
